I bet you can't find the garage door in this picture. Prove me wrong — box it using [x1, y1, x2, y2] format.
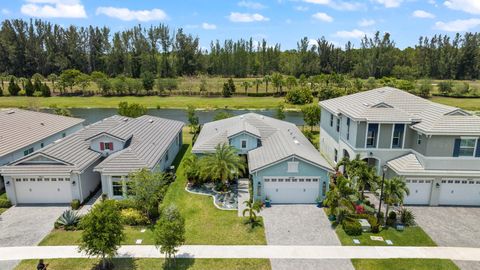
[264, 176, 321, 204]
[14, 177, 72, 204]
[404, 179, 432, 205]
[439, 179, 480, 206]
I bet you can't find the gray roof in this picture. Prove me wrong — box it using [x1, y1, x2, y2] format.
[94, 115, 184, 174]
[387, 153, 480, 177]
[320, 87, 480, 135]
[192, 113, 334, 173]
[0, 108, 84, 158]
[1, 115, 183, 175]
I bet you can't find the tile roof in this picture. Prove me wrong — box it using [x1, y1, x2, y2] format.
[192, 113, 334, 173]
[319, 87, 480, 135]
[0, 108, 84, 158]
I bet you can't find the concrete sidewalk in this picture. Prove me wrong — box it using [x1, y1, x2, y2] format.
[1, 245, 480, 262]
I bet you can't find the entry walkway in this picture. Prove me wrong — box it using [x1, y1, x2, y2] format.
[1, 245, 480, 261]
[237, 178, 250, 217]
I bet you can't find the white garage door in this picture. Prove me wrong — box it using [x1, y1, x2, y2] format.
[14, 177, 72, 204]
[404, 179, 432, 205]
[264, 176, 321, 204]
[439, 179, 480, 206]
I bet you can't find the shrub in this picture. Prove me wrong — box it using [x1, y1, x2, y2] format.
[388, 211, 397, 219]
[157, 78, 178, 92]
[55, 210, 82, 230]
[285, 87, 313, 105]
[342, 219, 362, 236]
[386, 211, 397, 226]
[0, 199, 12, 208]
[120, 208, 149, 226]
[115, 199, 138, 210]
[399, 208, 415, 226]
[454, 82, 470, 96]
[70, 199, 81, 210]
[438, 81, 453, 95]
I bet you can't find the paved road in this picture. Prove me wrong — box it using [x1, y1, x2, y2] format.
[2, 245, 480, 261]
[261, 205, 354, 270]
[0, 205, 67, 269]
[410, 206, 480, 270]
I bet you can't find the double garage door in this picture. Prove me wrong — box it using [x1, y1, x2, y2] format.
[264, 176, 323, 204]
[14, 177, 72, 204]
[404, 178, 480, 206]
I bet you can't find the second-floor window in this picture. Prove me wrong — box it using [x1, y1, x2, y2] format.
[458, 138, 476, 157]
[100, 142, 114, 151]
[241, 140, 247, 149]
[23, 147, 34, 156]
[336, 118, 340, 132]
[330, 114, 334, 127]
[346, 118, 350, 140]
[366, 123, 378, 148]
[392, 124, 405, 148]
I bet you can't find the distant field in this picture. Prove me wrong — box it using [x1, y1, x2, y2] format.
[431, 96, 480, 111]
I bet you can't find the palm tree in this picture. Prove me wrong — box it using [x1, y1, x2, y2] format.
[240, 81, 251, 95]
[263, 75, 271, 93]
[383, 177, 410, 220]
[183, 154, 200, 184]
[337, 155, 379, 199]
[271, 72, 284, 94]
[242, 200, 261, 228]
[199, 143, 246, 188]
[48, 74, 58, 94]
[254, 78, 263, 94]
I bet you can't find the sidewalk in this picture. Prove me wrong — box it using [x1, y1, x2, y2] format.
[1, 245, 480, 262]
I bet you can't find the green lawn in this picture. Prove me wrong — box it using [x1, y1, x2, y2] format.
[431, 96, 480, 111]
[0, 191, 11, 215]
[15, 258, 271, 270]
[0, 96, 300, 110]
[352, 259, 459, 270]
[335, 226, 437, 247]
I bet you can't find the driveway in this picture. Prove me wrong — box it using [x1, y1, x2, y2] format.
[261, 205, 354, 270]
[410, 206, 480, 270]
[0, 205, 67, 269]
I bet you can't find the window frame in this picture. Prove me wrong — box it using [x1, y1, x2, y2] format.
[366, 123, 379, 148]
[346, 118, 350, 140]
[458, 137, 477, 157]
[391, 124, 405, 149]
[241, 139, 248, 149]
[287, 161, 299, 173]
[330, 114, 334, 127]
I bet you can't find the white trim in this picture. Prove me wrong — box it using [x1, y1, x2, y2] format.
[390, 124, 406, 149]
[458, 137, 477, 158]
[240, 139, 248, 149]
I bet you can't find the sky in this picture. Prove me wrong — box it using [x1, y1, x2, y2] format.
[1, 0, 480, 49]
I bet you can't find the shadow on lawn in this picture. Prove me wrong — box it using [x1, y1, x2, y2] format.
[104, 258, 196, 270]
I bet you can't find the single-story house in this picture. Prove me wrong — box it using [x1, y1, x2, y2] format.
[1, 115, 183, 205]
[0, 108, 84, 190]
[192, 113, 334, 204]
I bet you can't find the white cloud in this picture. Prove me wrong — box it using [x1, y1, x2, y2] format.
[202, 22, 217, 30]
[312, 12, 333, 22]
[302, 0, 364, 11]
[412, 10, 435, 18]
[96, 7, 168, 22]
[334, 29, 367, 39]
[295, 5, 309, 11]
[308, 39, 318, 47]
[1, 9, 10, 15]
[444, 0, 480, 14]
[238, 1, 266, 9]
[228, 12, 269, 22]
[358, 18, 375, 27]
[435, 18, 480, 31]
[21, 0, 87, 18]
[373, 0, 403, 8]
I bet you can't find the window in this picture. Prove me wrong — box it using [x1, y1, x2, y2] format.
[62, 132, 66, 138]
[334, 149, 338, 162]
[417, 134, 422, 145]
[257, 182, 261, 197]
[112, 180, 123, 197]
[177, 134, 180, 146]
[459, 138, 476, 157]
[241, 140, 247, 149]
[366, 123, 378, 148]
[51, 178, 57, 181]
[322, 182, 327, 196]
[41, 142, 44, 148]
[287, 162, 299, 173]
[23, 147, 34, 156]
[100, 142, 114, 151]
[165, 152, 169, 161]
[330, 114, 334, 127]
[346, 118, 350, 140]
[392, 124, 405, 148]
[257, 139, 262, 147]
[336, 118, 340, 132]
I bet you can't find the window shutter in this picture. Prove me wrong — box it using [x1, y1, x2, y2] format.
[109, 142, 114, 151]
[476, 138, 480, 157]
[100, 142, 105, 150]
[453, 138, 461, 157]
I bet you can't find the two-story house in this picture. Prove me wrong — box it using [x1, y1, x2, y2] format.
[1, 115, 183, 205]
[319, 87, 480, 206]
[192, 113, 334, 204]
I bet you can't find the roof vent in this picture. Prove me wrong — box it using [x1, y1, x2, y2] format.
[123, 118, 128, 122]
[148, 119, 154, 123]
[6, 110, 15, 114]
[293, 139, 299, 145]
[362, 103, 369, 107]
[240, 115, 244, 119]
[260, 115, 264, 119]
[54, 139, 62, 143]
[40, 122, 45, 126]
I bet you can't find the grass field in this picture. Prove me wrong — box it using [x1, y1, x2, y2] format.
[15, 258, 271, 270]
[0, 192, 11, 215]
[431, 96, 480, 111]
[335, 226, 436, 247]
[352, 259, 459, 270]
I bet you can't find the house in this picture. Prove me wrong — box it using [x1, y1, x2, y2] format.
[0, 108, 84, 190]
[192, 113, 334, 204]
[0, 115, 183, 205]
[319, 87, 480, 206]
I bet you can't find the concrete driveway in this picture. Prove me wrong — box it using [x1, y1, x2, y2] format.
[261, 205, 354, 270]
[0, 205, 67, 269]
[410, 206, 480, 270]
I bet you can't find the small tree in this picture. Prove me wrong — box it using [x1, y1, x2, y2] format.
[383, 176, 410, 223]
[154, 205, 185, 265]
[213, 111, 234, 121]
[199, 77, 208, 95]
[199, 143, 246, 188]
[47, 73, 58, 93]
[240, 81, 251, 95]
[242, 200, 261, 228]
[302, 105, 321, 131]
[274, 104, 285, 120]
[41, 83, 51, 97]
[186, 105, 199, 133]
[222, 78, 236, 97]
[79, 200, 125, 270]
[75, 73, 91, 92]
[60, 69, 81, 92]
[51, 105, 72, 117]
[25, 79, 34, 96]
[8, 77, 20, 96]
[417, 80, 432, 98]
[129, 168, 168, 219]
[118, 101, 147, 118]
[254, 78, 263, 94]
[141, 71, 155, 91]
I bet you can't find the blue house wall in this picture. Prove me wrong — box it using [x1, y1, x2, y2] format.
[229, 132, 259, 154]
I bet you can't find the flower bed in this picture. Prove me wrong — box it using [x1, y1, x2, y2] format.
[186, 182, 238, 210]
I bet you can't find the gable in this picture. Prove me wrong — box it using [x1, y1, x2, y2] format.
[371, 102, 393, 108]
[14, 153, 70, 166]
[444, 109, 471, 116]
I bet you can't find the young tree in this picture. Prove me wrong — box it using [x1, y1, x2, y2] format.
[274, 104, 285, 120]
[118, 101, 147, 118]
[417, 79, 432, 98]
[213, 111, 234, 121]
[199, 77, 208, 95]
[198, 143, 246, 187]
[222, 78, 236, 97]
[186, 105, 199, 133]
[242, 200, 261, 228]
[154, 205, 185, 265]
[25, 79, 34, 96]
[41, 83, 51, 97]
[141, 71, 155, 91]
[271, 72, 284, 93]
[79, 200, 125, 270]
[60, 69, 82, 92]
[254, 78, 263, 94]
[129, 168, 168, 219]
[263, 75, 271, 93]
[383, 176, 410, 221]
[75, 73, 91, 92]
[51, 105, 72, 117]
[8, 77, 20, 96]
[240, 81, 251, 95]
[301, 105, 321, 131]
[47, 74, 58, 93]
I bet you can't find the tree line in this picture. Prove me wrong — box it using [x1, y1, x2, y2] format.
[1, 19, 480, 80]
